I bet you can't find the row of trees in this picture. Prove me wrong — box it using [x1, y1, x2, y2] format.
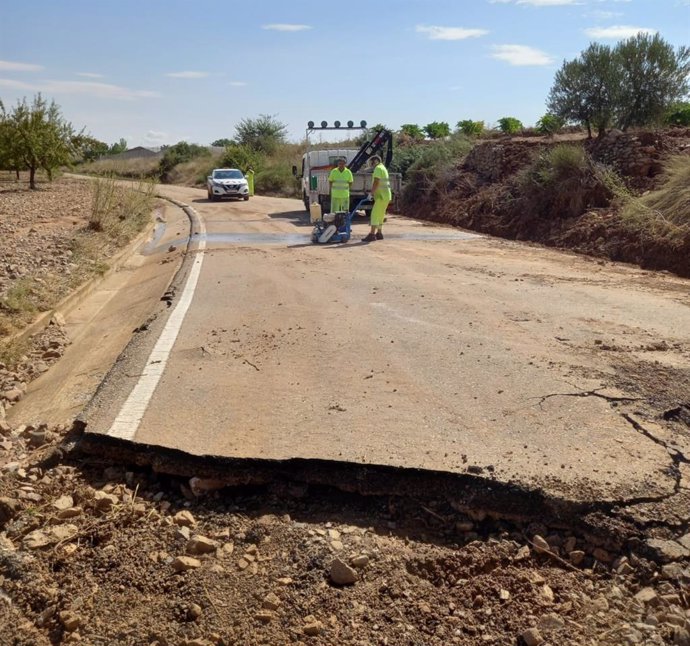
[548, 33, 690, 138]
[0, 94, 135, 188]
[0, 95, 82, 189]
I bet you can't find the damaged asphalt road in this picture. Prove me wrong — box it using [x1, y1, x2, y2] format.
[46, 185, 687, 540]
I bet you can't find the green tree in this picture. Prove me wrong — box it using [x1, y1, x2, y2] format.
[219, 144, 263, 173]
[0, 105, 19, 176]
[497, 117, 523, 134]
[548, 43, 619, 139]
[665, 102, 690, 127]
[76, 135, 109, 162]
[535, 114, 564, 136]
[423, 121, 450, 139]
[211, 138, 233, 147]
[109, 138, 128, 155]
[1, 94, 80, 189]
[235, 114, 287, 155]
[614, 33, 690, 130]
[158, 141, 210, 179]
[457, 120, 484, 136]
[399, 123, 424, 140]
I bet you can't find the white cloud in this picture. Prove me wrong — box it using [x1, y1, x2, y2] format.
[584, 25, 657, 39]
[416, 25, 489, 40]
[77, 72, 104, 79]
[0, 60, 43, 72]
[143, 130, 168, 145]
[491, 44, 554, 65]
[0, 78, 160, 100]
[261, 23, 311, 31]
[229, 81, 247, 87]
[165, 71, 210, 78]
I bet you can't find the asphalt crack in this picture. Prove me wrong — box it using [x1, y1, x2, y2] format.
[622, 412, 689, 498]
[532, 388, 644, 407]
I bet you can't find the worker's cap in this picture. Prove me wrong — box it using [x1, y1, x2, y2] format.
[370, 155, 382, 164]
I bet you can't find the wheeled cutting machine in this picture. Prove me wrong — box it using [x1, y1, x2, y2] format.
[310, 197, 372, 244]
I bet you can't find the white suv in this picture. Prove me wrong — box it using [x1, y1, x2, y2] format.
[207, 168, 250, 201]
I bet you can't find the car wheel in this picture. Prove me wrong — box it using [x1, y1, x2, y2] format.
[243, 196, 249, 201]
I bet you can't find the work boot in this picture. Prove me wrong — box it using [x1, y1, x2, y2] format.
[362, 233, 377, 243]
[376, 231, 384, 240]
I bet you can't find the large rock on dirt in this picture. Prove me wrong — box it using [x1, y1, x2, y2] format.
[186, 535, 218, 555]
[173, 510, 196, 528]
[23, 530, 52, 550]
[172, 556, 201, 572]
[521, 627, 543, 646]
[329, 557, 358, 585]
[646, 539, 690, 563]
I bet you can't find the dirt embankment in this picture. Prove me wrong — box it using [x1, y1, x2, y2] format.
[402, 129, 690, 277]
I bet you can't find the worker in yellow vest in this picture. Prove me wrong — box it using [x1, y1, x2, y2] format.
[362, 155, 391, 242]
[328, 157, 353, 213]
[246, 167, 255, 196]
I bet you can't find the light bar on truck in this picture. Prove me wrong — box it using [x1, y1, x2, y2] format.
[306, 120, 368, 131]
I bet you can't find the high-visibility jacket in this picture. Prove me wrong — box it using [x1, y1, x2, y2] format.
[246, 169, 255, 195]
[372, 163, 392, 201]
[328, 167, 353, 198]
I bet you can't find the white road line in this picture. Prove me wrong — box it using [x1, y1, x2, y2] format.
[107, 206, 206, 440]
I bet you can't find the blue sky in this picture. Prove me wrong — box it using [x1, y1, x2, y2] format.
[1, 0, 688, 147]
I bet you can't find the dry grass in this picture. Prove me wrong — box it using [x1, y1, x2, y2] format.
[165, 152, 223, 186]
[0, 177, 156, 344]
[80, 156, 160, 179]
[621, 155, 690, 232]
[0, 337, 28, 367]
[89, 177, 157, 245]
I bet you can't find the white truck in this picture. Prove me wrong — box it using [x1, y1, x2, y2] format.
[295, 128, 402, 215]
[207, 168, 250, 202]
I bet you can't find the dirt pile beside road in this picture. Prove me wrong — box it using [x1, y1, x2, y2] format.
[0, 424, 689, 645]
[402, 130, 690, 277]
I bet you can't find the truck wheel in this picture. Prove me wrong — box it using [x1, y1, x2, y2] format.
[243, 196, 249, 201]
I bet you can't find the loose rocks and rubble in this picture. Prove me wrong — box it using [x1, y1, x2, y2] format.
[0, 422, 689, 645]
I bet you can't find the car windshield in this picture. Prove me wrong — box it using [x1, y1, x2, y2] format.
[214, 170, 243, 179]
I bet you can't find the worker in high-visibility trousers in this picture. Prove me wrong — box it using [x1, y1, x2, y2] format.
[362, 155, 391, 242]
[328, 157, 353, 214]
[246, 167, 255, 196]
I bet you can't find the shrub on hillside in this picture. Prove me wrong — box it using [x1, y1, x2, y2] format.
[159, 142, 210, 180]
[498, 117, 523, 135]
[255, 165, 299, 197]
[399, 124, 425, 140]
[401, 136, 472, 207]
[536, 114, 564, 136]
[516, 144, 618, 218]
[424, 121, 451, 139]
[665, 103, 690, 127]
[220, 144, 263, 174]
[457, 120, 485, 136]
[622, 155, 690, 230]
